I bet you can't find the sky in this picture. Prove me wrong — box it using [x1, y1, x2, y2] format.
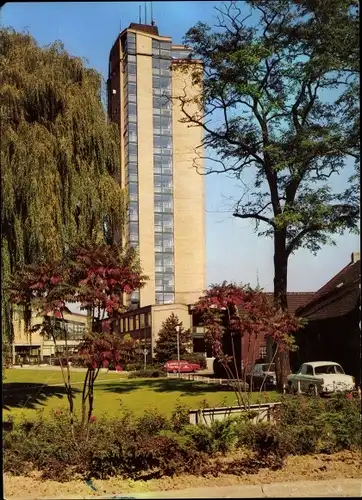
[1, 1, 360, 293]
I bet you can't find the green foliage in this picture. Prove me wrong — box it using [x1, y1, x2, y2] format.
[154, 313, 193, 363]
[122, 362, 143, 371]
[322, 393, 362, 451]
[234, 393, 361, 457]
[171, 401, 192, 432]
[236, 421, 290, 458]
[176, 0, 359, 389]
[175, 0, 359, 262]
[182, 353, 207, 369]
[183, 418, 238, 454]
[1, 28, 127, 344]
[127, 367, 165, 378]
[4, 393, 361, 480]
[136, 409, 171, 438]
[4, 409, 206, 481]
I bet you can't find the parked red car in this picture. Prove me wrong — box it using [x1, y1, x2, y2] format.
[163, 360, 201, 373]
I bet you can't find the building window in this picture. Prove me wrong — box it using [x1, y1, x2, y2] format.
[155, 293, 164, 304]
[259, 346, 267, 359]
[154, 194, 173, 213]
[153, 95, 170, 110]
[129, 316, 135, 331]
[154, 135, 172, 150]
[128, 162, 138, 174]
[128, 63, 137, 75]
[172, 50, 191, 60]
[127, 33, 136, 54]
[140, 313, 145, 328]
[152, 40, 160, 55]
[152, 46, 175, 306]
[163, 293, 174, 303]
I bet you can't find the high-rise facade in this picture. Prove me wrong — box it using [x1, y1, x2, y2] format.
[108, 23, 205, 308]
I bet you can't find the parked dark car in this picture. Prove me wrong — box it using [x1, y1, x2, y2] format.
[245, 363, 277, 391]
[163, 360, 201, 373]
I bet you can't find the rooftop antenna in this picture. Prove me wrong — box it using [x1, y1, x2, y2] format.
[138, 5, 141, 23]
[151, 2, 155, 25]
[144, 2, 147, 24]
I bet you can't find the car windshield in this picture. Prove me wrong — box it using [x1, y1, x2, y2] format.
[314, 364, 344, 375]
[261, 364, 275, 372]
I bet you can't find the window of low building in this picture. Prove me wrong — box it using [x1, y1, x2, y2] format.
[259, 346, 267, 359]
[140, 313, 145, 328]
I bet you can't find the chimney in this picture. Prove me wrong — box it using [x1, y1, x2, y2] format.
[351, 252, 360, 263]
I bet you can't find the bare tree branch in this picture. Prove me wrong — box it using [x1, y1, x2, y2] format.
[233, 200, 275, 227]
[233, 211, 275, 226]
[173, 82, 265, 166]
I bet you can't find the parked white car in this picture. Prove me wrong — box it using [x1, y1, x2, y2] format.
[287, 361, 355, 396]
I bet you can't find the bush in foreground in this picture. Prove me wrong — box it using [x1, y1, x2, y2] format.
[4, 393, 361, 481]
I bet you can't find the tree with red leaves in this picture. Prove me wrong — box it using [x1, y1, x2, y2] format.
[194, 282, 304, 398]
[9, 242, 147, 438]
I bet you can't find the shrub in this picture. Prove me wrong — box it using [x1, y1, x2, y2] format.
[235, 421, 288, 457]
[171, 402, 190, 432]
[272, 394, 362, 455]
[4, 410, 86, 480]
[123, 362, 143, 371]
[183, 353, 207, 369]
[322, 393, 362, 451]
[89, 428, 206, 479]
[128, 367, 165, 378]
[183, 418, 238, 455]
[4, 393, 361, 481]
[279, 394, 325, 426]
[132, 434, 207, 478]
[136, 409, 171, 438]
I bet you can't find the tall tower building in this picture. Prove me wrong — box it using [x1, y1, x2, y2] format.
[108, 23, 206, 309]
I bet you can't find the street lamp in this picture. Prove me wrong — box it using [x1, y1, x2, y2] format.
[176, 324, 181, 378]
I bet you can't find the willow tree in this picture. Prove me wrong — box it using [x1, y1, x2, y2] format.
[1, 28, 126, 350]
[173, 0, 359, 389]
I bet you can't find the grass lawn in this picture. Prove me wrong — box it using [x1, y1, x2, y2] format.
[3, 369, 278, 421]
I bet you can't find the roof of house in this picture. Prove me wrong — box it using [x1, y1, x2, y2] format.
[296, 259, 361, 321]
[263, 292, 315, 315]
[234, 292, 314, 317]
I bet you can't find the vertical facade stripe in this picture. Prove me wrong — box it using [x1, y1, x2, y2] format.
[152, 40, 175, 305]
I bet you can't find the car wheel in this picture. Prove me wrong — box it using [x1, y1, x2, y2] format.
[285, 381, 293, 395]
[308, 384, 317, 396]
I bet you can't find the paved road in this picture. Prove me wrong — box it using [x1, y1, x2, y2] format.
[6, 478, 361, 499]
[106, 478, 361, 499]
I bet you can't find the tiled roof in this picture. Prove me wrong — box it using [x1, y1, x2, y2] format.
[236, 292, 314, 316]
[263, 292, 315, 315]
[296, 260, 361, 320]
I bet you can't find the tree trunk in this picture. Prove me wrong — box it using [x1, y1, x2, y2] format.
[273, 230, 291, 392]
[86, 369, 95, 441]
